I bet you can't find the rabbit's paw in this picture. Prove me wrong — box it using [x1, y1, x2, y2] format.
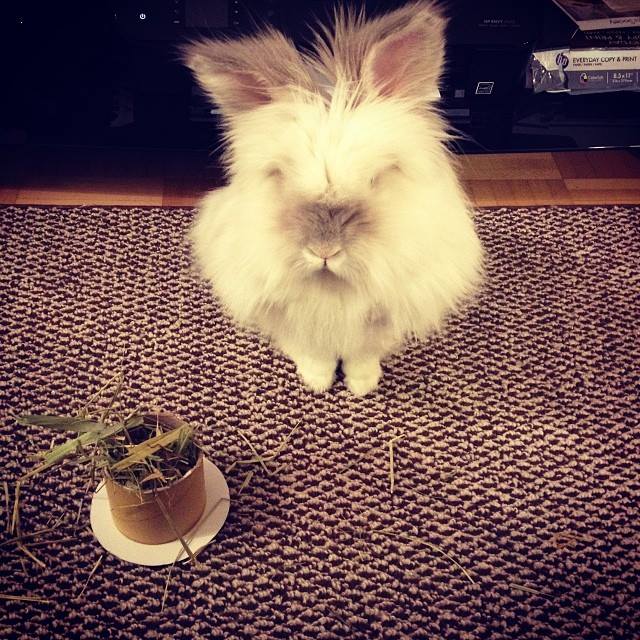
[295, 357, 336, 393]
[344, 359, 382, 396]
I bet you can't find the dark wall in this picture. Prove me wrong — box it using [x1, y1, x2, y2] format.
[1, 1, 639, 152]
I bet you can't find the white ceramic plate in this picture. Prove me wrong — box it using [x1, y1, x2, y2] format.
[90, 458, 230, 566]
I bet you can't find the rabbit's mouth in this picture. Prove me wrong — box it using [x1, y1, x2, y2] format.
[313, 268, 344, 286]
[302, 257, 349, 285]
[302, 244, 347, 274]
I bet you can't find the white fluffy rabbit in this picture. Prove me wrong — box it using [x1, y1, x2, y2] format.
[183, 1, 483, 396]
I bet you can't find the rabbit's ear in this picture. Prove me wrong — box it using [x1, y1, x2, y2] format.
[182, 29, 311, 117]
[362, 2, 446, 103]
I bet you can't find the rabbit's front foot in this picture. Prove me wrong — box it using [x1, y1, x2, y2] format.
[294, 355, 337, 393]
[343, 358, 382, 396]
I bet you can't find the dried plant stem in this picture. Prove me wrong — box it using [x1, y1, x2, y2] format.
[237, 431, 270, 475]
[550, 531, 592, 548]
[272, 419, 302, 457]
[17, 542, 46, 569]
[79, 371, 123, 417]
[232, 454, 276, 467]
[76, 554, 105, 600]
[19, 423, 125, 483]
[374, 527, 475, 584]
[74, 497, 86, 527]
[239, 470, 254, 495]
[509, 583, 552, 599]
[161, 496, 230, 612]
[233, 420, 303, 477]
[161, 533, 196, 613]
[161, 559, 177, 613]
[3, 482, 9, 532]
[387, 433, 406, 494]
[326, 612, 353, 633]
[51, 512, 66, 529]
[81, 450, 104, 501]
[10, 482, 21, 536]
[0, 594, 53, 604]
[0, 525, 63, 549]
[341, 446, 378, 472]
[21, 536, 76, 549]
[100, 374, 124, 424]
[74, 476, 96, 528]
[154, 494, 199, 566]
[161, 540, 190, 613]
[109, 425, 192, 473]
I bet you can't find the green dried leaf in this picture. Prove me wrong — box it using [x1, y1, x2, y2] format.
[16, 415, 107, 434]
[140, 469, 165, 485]
[20, 422, 126, 482]
[109, 425, 193, 472]
[124, 415, 144, 429]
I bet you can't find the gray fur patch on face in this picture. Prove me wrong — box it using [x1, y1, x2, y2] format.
[298, 200, 368, 247]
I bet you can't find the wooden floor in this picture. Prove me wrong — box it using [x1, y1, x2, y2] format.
[1, 146, 639, 207]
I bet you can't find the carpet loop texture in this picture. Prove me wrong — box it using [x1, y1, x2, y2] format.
[0, 205, 638, 639]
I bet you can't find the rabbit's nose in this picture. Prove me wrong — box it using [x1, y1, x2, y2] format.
[308, 243, 342, 260]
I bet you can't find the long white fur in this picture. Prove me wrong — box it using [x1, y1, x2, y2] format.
[187, 2, 483, 395]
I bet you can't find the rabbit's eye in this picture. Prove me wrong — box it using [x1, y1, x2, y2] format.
[370, 163, 401, 188]
[266, 165, 284, 180]
[342, 212, 359, 226]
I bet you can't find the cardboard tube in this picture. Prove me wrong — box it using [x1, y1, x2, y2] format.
[105, 420, 206, 544]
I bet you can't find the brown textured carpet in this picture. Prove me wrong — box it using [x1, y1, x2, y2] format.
[0, 204, 639, 640]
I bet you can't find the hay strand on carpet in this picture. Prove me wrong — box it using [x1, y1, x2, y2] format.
[234, 420, 302, 478]
[388, 433, 406, 494]
[237, 431, 271, 475]
[10, 482, 21, 536]
[76, 554, 105, 600]
[0, 594, 53, 604]
[374, 527, 475, 584]
[509, 583, 553, 600]
[154, 494, 199, 566]
[17, 542, 46, 569]
[161, 558, 177, 613]
[3, 481, 9, 532]
[0, 525, 64, 549]
[238, 470, 254, 495]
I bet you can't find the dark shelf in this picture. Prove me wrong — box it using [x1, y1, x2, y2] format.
[1, 0, 639, 154]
